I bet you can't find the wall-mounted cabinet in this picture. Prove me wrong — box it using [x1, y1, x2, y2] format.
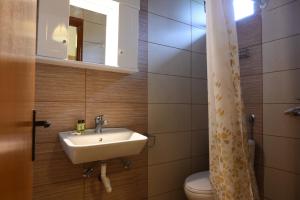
[118, 4, 139, 70]
[37, 0, 69, 59]
[36, 0, 139, 73]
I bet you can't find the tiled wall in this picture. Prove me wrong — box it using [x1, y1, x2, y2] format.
[33, 1, 148, 199]
[33, 1, 295, 199]
[262, 0, 300, 199]
[146, 0, 208, 199]
[236, 3, 264, 196]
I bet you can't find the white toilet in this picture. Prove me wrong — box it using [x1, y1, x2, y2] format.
[184, 139, 256, 200]
[184, 170, 214, 200]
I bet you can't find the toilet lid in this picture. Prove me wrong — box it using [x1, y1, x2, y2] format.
[185, 171, 213, 194]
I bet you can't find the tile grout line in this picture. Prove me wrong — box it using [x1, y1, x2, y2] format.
[262, 32, 300, 45]
[262, 67, 300, 75]
[262, 133, 300, 141]
[262, 0, 298, 12]
[141, 40, 207, 54]
[148, 71, 207, 80]
[263, 165, 300, 176]
[147, 10, 206, 30]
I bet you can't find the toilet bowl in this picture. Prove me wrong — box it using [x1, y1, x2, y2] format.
[184, 139, 256, 200]
[184, 170, 214, 200]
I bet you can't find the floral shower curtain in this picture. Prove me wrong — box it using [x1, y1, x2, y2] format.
[206, 0, 259, 199]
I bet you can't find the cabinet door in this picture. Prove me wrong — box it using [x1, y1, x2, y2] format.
[37, 0, 69, 59]
[118, 4, 139, 69]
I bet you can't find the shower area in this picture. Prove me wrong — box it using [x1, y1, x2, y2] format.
[149, 0, 300, 199]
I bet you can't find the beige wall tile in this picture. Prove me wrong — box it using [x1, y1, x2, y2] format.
[264, 135, 300, 173]
[138, 40, 148, 71]
[266, 0, 296, 10]
[241, 74, 263, 104]
[263, 104, 300, 138]
[192, 52, 207, 79]
[85, 176, 147, 200]
[33, 179, 84, 200]
[148, 0, 191, 24]
[148, 43, 191, 77]
[263, 35, 300, 73]
[148, 159, 191, 196]
[253, 134, 263, 165]
[264, 167, 300, 200]
[253, 165, 264, 196]
[86, 102, 147, 132]
[139, 10, 148, 41]
[192, 130, 209, 156]
[237, 13, 262, 49]
[263, 70, 300, 103]
[148, 104, 191, 133]
[104, 150, 147, 173]
[34, 155, 83, 186]
[86, 70, 147, 103]
[240, 45, 262, 77]
[192, 78, 207, 104]
[192, 105, 208, 130]
[191, 0, 206, 28]
[86, 166, 147, 188]
[148, 132, 191, 165]
[35, 102, 85, 143]
[148, 73, 191, 103]
[36, 64, 85, 102]
[262, 1, 300, 42]
[192, 27, 206, 53]
[35, 143, 63, 159]
[191, 155, 209, 173]
[148, 13, 191, 50]
[149, 189, 187, 200]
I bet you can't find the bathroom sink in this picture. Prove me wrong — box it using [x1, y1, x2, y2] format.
[59, 128, 148, 164]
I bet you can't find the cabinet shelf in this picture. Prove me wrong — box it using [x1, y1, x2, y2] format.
[36, 56, 138, 74]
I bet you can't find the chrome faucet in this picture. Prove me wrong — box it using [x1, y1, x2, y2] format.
[95, 115, 107, 133]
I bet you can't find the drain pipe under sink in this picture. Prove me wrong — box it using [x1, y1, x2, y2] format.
[100, 162, 112, 193]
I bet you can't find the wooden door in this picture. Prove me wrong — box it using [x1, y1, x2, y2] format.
[0, 0, 37, 199]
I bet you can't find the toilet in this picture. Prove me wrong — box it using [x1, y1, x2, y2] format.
[184, 170, 214, 200]
[184, 139, 256, 200]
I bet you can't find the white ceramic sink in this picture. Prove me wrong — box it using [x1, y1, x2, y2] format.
[59, 128, 148, 164]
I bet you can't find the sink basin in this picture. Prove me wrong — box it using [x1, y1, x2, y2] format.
[59, 128, 148, 164]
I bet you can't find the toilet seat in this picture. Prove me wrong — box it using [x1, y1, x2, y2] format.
[184, 171, 214, 195]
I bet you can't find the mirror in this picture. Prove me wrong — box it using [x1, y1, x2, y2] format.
[68, 5, 107, 64]
[68, 0, 119, 66]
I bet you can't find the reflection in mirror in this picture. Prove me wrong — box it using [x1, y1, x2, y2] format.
[68, 5, 107, 64]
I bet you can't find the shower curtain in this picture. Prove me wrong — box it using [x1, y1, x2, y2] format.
[206, 0, 259, 200]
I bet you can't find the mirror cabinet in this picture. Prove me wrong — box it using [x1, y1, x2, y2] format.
[37, 0, 140, 71]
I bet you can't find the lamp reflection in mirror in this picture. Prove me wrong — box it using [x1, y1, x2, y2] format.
[70, 0, 119, 67]
[52, 24, 68, 43]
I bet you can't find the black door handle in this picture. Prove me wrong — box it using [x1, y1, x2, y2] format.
[32, 110, 51, 161]
[34, 120, 51, 128]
